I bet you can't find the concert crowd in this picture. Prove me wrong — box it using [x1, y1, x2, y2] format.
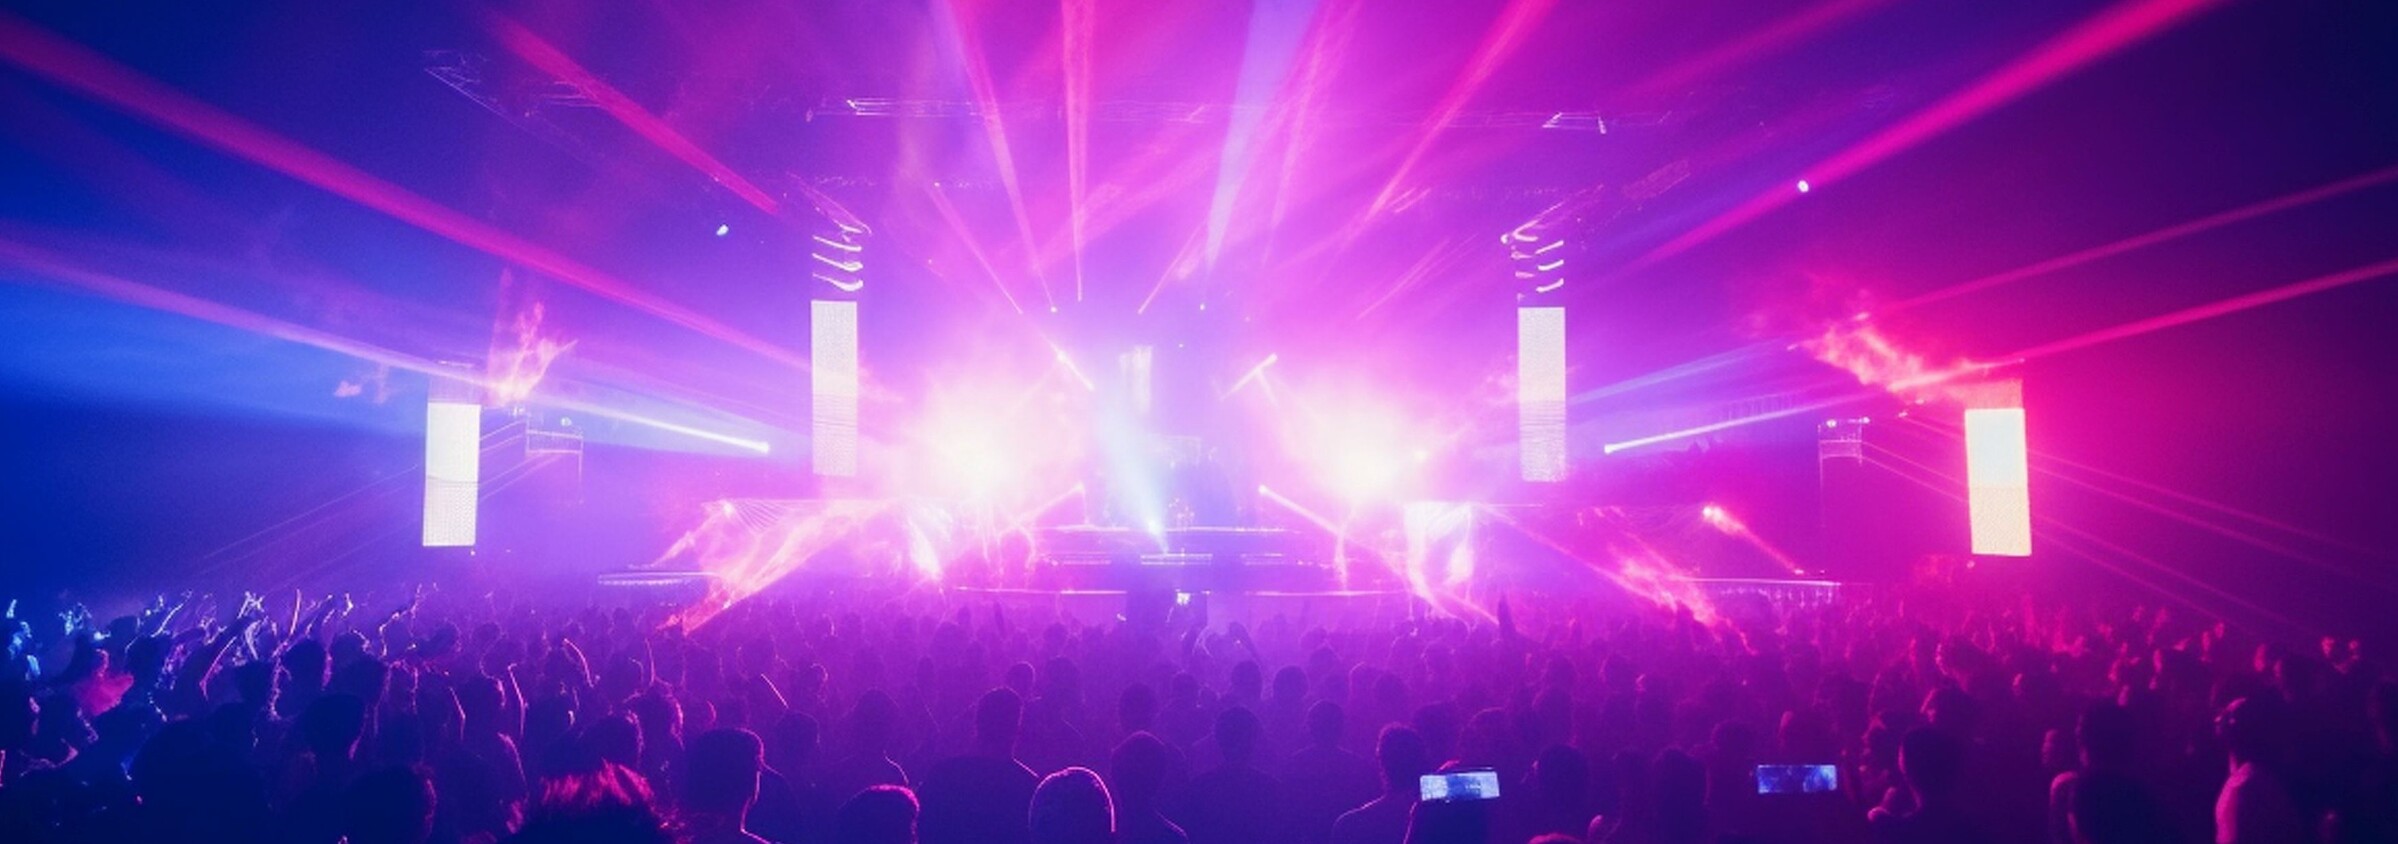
[0, 579, 2393, 844]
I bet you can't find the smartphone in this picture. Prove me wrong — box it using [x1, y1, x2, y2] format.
[1419, 769, 1502, 802]
[1756, 764, 1839, 795]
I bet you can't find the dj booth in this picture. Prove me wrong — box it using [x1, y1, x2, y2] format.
[1028, 525, 1339, 591]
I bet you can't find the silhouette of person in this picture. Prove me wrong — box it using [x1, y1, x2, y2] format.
[1029, 766, 1114, 844]
[1330, 725, 1431, 844]
[918, 688, 1039, 844]
[837, 784, 921, 844]
[682, 728, 773, 844]
[1869, 727, 1990, 844]
[508, 761, 673, 844]
[1171, 706, 1286, 844]
[1111, 731, 1187, 844]
[827, 691, 909, 804]
[1283, 701, 1377, 844]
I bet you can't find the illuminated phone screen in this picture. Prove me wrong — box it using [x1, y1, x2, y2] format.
[1419, 770, 1502, 802]
[1756, 764, 1839, 795]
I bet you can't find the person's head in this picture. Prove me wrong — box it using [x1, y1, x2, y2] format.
[2215, 696, 2284, 765]
[975, 687, 1024, 752]
[455, 675, 504, 729]
[837, 784, 920, 844]
[1117, 683, 1157, 733]
[2076, 701, 2138, 771]
[1376, 724, 1432, 793]
[584, 712, 643, 770]
[1029, 767, 1113, 844]
[629, 691, 683, 744]
[345, 765, 437, 844]
[284, 638, 328, 689]
[847, 690, 898, 754]
[768, 710, 821, 775]
[1412, 703, 1459, 764]
[1651, 748, 1707, 842]
[511, 761, 672, 844]
[1920, 686, 1977, 737]
[1306, 700, 1344, 748]
[299, 693, 368, 762]
[1273, 666, 1309, 704]
[1109, 732, 1172, 807]
[1230, 661, 1263, 700]
[1532, 744, 1590, 803]
[1213, 705, 1262, 765]
[683, 728, 766, 821]
[1898, 727, 1966, 803]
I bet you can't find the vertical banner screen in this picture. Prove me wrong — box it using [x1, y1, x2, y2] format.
[1964, 406, 2031, 556]
[422, 399, 480, 547]
[1518, 307, 1567, 482]
[812, 300, 859, 477]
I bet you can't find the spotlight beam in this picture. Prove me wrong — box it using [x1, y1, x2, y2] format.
[1, 237, 773, 454]
[933, 0, 1053, 308]
[1601, 391, 1870, 454]
[1866, 451, 2296, 631]
[2000, 255, 2398, 362]
[1618, 0, 1897, 101]
[1222, 354, 1280, 398]
[0, 12, 812, 372]
[1884, 420, 2398, 584]
[1618, 0, 2231, 276]
[924, 184, 1028, 314]
[1570, 343, 1778, 405]
[1356, 0, 1560, 224]
[1202, 0, 1321, 270]
[480, 10, 788, 218]
[1477, 507, 1713, 618]
[1889, 163, 2398, 314]
[1061, 0, 1096, 301]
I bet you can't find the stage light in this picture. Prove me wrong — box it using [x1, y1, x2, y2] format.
[1797, 180, 1811, 193]
[1225, 353, 1278, 398]
[811, 300, 858, 477]
[1964, 382, 2031, 557]
[1121, 346, 1154, 415]
[1701, 503, 1731, 529]
[423, 374, 481, 547]
[953, 441, 1013, 497]
[714, 224, 730, 237]
[1327, 440, 1406, 501]
[1518, 307, 1568, 481]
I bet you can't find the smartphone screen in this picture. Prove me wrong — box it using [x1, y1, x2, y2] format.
[1756, 764, 1839, 795]
[1419, 769, 1502, 802]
